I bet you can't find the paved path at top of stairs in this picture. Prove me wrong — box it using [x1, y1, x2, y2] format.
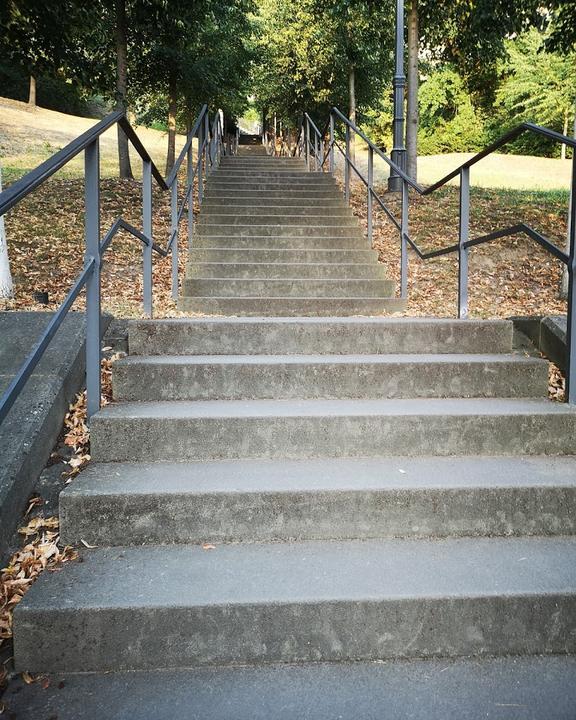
[9, 147, 576, 718]
[179, 152, 405, 316]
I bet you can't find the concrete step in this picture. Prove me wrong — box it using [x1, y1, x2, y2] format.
[112, 354, 547, 402]
[185, 262, 387, 279]
[187, 248, 380, 264]
[196, 225, 363, 239]
[212, 171, 334, 180]
[90, 398, 576, 463]
[127, 318, 514, 356]
[204, 189, 341, 199]
[177, 296, 406, 316]
[199, 204, 353, 216]
[14, 536, 576, 671]
[7, 655, 576, 719]
[192, 235, 368, 249]
[198, 213, 358, 226]
[181, 278, 395, 299]
[205, 182, 339, 193]
[60, 456, 576, 545]
[201, 196, 348, 208]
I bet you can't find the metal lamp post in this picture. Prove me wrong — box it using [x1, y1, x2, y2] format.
[388, 0, 406, 192]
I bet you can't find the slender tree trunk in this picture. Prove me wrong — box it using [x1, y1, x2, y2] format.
[0, 168, 13, 300]
[115, 0, 133, 179]
[562, 110, 569, 161]
[348, 66, 356, 164]
[28, 75, 36, 109]
[165, 71, 178, 175]
[560, 104, 576, 299]
[406, 0, 419, 181]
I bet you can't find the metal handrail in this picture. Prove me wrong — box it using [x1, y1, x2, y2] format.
[304, 106, 576, 403]
[0, 104, 230, 424]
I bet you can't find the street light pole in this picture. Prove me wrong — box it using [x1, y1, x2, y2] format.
[388, 0, 406, 192]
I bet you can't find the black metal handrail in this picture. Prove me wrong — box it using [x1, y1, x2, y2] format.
[0, 104, 229, 425]
[301, 106, 576, 403]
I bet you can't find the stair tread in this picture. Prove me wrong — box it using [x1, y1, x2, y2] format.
[6, 655, 576, 720]
[16, 536, 576, 611]
[66, 456, 576, 496]
[95, 397, 572, 419]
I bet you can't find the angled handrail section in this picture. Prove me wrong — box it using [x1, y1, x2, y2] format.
[0, 104, 231, 425]
[299, 107, 576, 403]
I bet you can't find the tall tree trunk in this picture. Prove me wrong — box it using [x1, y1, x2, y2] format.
[348, 66, 356, 164]
[115, 0, 133, 179]
[406, 0, 419, 181]
[561, 110, 569, 161]
[28, 75, 36, 109]
[0, 167, 13, 299]
[165, 71, 178, 175]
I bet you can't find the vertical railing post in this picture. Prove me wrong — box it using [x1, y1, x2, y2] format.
[142, 159, 153, 317]
[314, 132, 318, 172]
[204, 111, 210, 177]
[566, 156, 576, 403]
[458, 166, 470, 319]
[305, 117, 310, 170]
[329, 112, 335, 175]
[345, 124, 350, 203]
[367, 145, 374, 245]
[198, 120, 204, 205]
[187, 135, 194, 249]
[84, 139, 101, 419]
[400, 179, 409, 298]
[170, 178, 178, 300]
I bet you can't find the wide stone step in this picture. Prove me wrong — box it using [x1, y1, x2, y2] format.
[196, 225, 363, 238]
[211, 171, 333, 180]
[187, 248, 379, 264]
[192, 236, 367, 250]
[7, 655, 576, 719]
[204, 189, 340, 199]
[14, 536, 576, 671]
[90, 398, 576, 462]
[201, 196, 348, 208]
[177, 296, 406, 316]
[205, 182, 339, 193]
[185, 262, 386, 279]
[112, 354, 547, 401]
[128, 318, 513, 356]
[181, 278, 395, 298]
[198, 213, 357, 226]
[60, 456, 576, 545]
[199, 204, 353, 216]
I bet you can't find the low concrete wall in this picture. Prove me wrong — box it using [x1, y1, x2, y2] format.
[0, 311, 110, 558]
[510, 315, 567, 374]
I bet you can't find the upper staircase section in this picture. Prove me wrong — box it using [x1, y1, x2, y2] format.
[179, 151, 405, 316]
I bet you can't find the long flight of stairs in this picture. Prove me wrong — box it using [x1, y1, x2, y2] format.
[9, 148, 576, 718]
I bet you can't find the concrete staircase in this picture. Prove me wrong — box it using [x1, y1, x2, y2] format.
[10, 151, 576, 717]
[178, 154, 406, 316]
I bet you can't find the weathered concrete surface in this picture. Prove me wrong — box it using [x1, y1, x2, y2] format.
[128, 318, 514, 356]
[541, 316, 567, 373]
[112, 353, 547, 401]
[188, 248, 380, 264]
[195, 224, 364, 238]
[181, 277, 396, 298]
[14, 536, 576, 671]
[90, 397, 576, 462]
[0, 312, 92, 557]
[178, 296, 407, 316]
[60, 456, 576, 545]
[6, 656, 576, 720]
[185, 262, 387, 279]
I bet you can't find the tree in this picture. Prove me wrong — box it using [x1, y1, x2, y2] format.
[0, 168, 13, 300]
[115, 0, 133, 178]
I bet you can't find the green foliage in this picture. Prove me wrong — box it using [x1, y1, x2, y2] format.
[417, 67, 486, 154]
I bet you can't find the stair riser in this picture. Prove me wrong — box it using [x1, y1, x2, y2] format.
[112, 360, 547, 402]
[204, 190, 340, 199]
[201, 198, 348, 208]
[181, 278, 395, 298]
[91, 413, 576, 462]
[192, 237, 368, 249]
[205, 183, 339, 192]
[60, 484, 576, 546]
[185, 263, 387, 279]
[128, 320, 513, 356]
[212, 172, 333, 180]
[198, 214, 357, 226]
[177, 297, 406, 316]
[187, 249, 379, 263]
[15, 595, 575, 671]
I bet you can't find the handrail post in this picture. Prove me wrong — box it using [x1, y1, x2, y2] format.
[187, 134, 194, 248]
[458, 166, 470, 319]
[204, 111, 210, 178]
[305, 117, 310, 170]
[566, 156, 576, 403]
[329, 113, 335, 175]
[170, 178, 178, 300]
[314, 132, 318, 172]
[198, 121, 204, 204]
[345, 124, 351, 203]
[84, 139, 101, 419]
[142, 159, 153, 317]
[400, 179, 409, 298]
[367, 145, 374, 244]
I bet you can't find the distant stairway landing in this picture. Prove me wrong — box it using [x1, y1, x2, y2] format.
[179, 153, 405, 315]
